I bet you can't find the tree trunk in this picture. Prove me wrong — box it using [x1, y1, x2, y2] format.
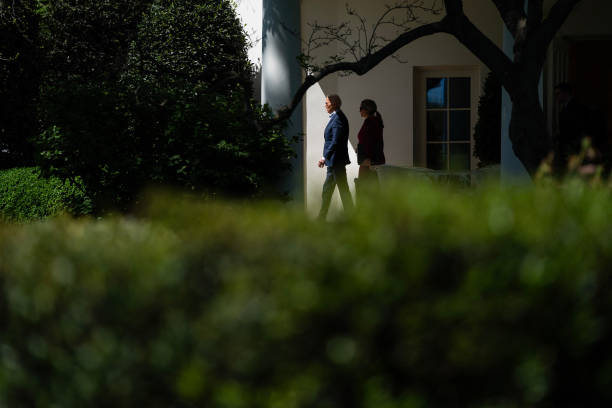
[507, 69, 551, 176]
[509, 97, 551, 175]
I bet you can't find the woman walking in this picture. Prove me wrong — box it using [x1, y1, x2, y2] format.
[355, 99, 385, 201]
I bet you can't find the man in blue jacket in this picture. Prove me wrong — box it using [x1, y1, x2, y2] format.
[317, 94, 353, 220]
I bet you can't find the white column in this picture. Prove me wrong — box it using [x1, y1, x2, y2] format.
[262, 0, 304, 202]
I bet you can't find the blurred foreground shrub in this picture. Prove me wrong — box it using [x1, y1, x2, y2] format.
[0, 167, 91, 222]
[1, 181, 612, 407]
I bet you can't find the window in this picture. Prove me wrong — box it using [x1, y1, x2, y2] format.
[414, 68, 478, 171]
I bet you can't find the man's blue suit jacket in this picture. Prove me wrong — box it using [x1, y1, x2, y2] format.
[323, 110, 350, 168]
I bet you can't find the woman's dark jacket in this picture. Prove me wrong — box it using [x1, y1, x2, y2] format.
[357, 115, 385, 165]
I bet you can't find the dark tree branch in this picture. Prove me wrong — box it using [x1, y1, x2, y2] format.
[442, 0, 514, 83]
[302, 1, 442, 72]
[522, 0, 545, 68]
[348, 5, 369, 56]
[443, 0, 463, 15]
[442, 13, 515, 91]
[273, 20, 448, 124]
[368, 1, 442, 53]
[536, 0, 582, 52]
[490, 0, 526, 38]
[527, 0, 544, 29]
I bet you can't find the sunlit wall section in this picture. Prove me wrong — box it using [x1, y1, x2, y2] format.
[234, 0, 263, 100]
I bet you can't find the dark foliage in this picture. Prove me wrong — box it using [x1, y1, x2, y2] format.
[121, 0, 292, 199]
[34, 0, 153, 210]
[40, 0, 150, 82]
[0, 0, 40, 168]
[473, 71, 501, 167]
[33, 0, 293, 212]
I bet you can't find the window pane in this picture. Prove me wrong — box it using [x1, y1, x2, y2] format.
[450, 143, 471, 171]
[427, 143, 447, 170]
[427, 111, 447, 142]
[449, 110, 471, 141]
[450, 77, 470, 108]
[427, 78, 447, 108]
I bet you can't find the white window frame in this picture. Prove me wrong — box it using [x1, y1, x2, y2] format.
[413, 66, 480, 171]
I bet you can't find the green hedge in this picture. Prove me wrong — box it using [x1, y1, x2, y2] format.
[0, 167, 91, 222]
[1, 181, 612, 407]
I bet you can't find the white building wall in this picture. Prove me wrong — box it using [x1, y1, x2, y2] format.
[235, 0, 263, 66]
[235, 0, 263, 100]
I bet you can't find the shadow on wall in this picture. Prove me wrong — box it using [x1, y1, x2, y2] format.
[261, 0, 304, 113]
[261, 0, 300, 45]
